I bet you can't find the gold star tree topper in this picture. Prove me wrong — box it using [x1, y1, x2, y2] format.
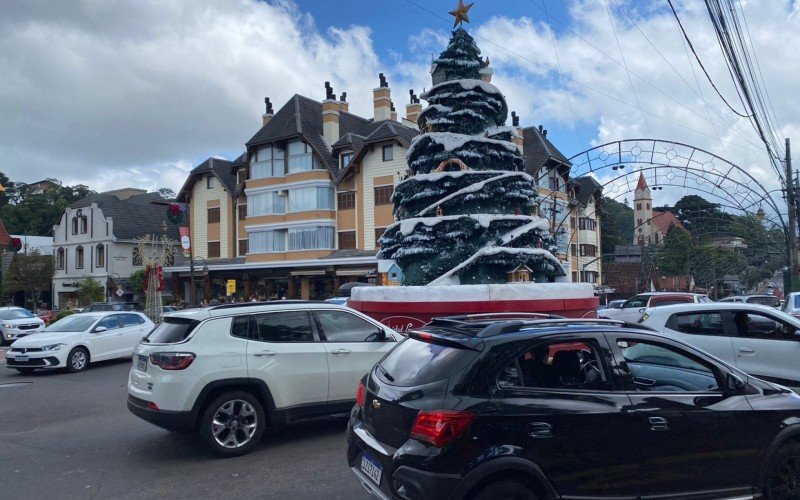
[449, 0, 474, 28]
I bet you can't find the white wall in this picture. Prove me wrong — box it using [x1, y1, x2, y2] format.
[191, 174, 231, 259]
[361, 142, 406, 251]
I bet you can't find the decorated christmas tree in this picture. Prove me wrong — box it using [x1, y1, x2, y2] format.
[378, 26, 563, 286]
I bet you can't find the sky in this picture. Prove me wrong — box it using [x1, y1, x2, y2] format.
[1, 0, 798, 216]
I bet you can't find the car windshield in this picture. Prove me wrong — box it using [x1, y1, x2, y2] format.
[0, 309, 35, 320]
[749, 296, 779, 307]
[45, 315, 98, 332]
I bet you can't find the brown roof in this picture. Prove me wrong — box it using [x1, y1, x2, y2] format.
[636, 172, 648, 190]
[652, 210, 685, 235]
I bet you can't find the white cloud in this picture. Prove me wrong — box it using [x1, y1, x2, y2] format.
[0, 0, 392, 192]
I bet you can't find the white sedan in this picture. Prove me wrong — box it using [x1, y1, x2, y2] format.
[5, 312, 154, 374]
[640, 302, 800, 387]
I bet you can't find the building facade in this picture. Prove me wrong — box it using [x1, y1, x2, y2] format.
[51, 189, 180, 308]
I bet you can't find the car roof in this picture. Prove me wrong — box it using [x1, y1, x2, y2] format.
[634, 292, 706, 297]
[163, 301, 349, 320]
[644, 302, 786, 315]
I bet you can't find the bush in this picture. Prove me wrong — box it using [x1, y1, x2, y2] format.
[54, 310, 76, 321]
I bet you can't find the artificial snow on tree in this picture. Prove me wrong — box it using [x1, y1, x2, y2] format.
[378, 27, 563, 285]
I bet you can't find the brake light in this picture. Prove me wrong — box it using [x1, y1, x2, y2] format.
[149, 352, 195, 370]
[147, 401, 159, 410]
[410, 410, 475, 447]
[356, 382, 365, 408]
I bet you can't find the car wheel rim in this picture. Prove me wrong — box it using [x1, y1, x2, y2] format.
[71, 351, 86, 370]
[771, 454, 800, 497]
[211, 399, 257, 449]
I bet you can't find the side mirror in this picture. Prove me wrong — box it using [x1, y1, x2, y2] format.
[726, 372, 746, 394]
[93, 326, 108, 333]
[639, 307, 646, 313]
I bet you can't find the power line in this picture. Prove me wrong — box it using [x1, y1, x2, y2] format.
[666, 0, 751, 118]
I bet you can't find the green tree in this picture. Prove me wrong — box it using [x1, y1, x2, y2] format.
[2, 250, 53, 310]
[1, 180, 94, 235]
[672, 195, 730, 242]
[0, 172, 16, 210]
[157, 187, 176, 199]
[658, 226, 694, 275]
[129, 269, 145, 294]
[600, 197, 633, 254]
[76, 277, 104, 305]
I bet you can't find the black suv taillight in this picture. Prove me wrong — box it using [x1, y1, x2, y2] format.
[149, 352, 195, 370]
[410, 410, 475, 448]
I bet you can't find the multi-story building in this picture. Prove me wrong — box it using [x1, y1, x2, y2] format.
[170, 76, 419, 301]
[571, 176, 603, 284]
[51, 188, 180, 308]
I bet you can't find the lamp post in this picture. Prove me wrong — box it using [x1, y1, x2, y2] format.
[189, 256, 208, 306]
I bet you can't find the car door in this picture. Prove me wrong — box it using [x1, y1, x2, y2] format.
[90, 315, 123, 359]
[491, 333, 642, 498]
[606, 333, 762, 497]
[246, 311, 329, 414]
[119, 314, 150, 354]
[615, 295, 649, 322]
[658, 309, 737, 363]
[311, 309, 396, 408]
[727, 309, 800, 386]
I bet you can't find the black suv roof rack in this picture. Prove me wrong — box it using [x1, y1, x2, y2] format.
[433, 312, 564, 323]
[476, 318, 656, 338]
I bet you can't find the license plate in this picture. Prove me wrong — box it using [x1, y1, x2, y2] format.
[15, 355, 28, 362]
[137, 355, 147, 371]
[360, 453, 382, 485]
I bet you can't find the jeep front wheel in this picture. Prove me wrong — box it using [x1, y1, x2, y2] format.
[199, 391, 265, 457]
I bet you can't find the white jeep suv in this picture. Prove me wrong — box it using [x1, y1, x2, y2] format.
[127, 302, 399, 457]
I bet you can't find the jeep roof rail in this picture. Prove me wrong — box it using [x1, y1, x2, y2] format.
[208, 300, 330, 311]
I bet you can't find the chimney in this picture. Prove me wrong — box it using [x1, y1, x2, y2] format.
[322, 82, 340, 147]
[339, 92, 349, 113]
[373, 73, 392, 121]
[511, 111, 523, 152]
[262, 97, 274, 125]
[390, 102, 397, 122]
[405, 89, 422, 128]
[479, 57, 493, 83]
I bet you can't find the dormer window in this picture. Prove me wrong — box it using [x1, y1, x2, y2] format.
[251, 145, 285, 179]
[287, 140, 323, 173]
[340, 152, 353, 169]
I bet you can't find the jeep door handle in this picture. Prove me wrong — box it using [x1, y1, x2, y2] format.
[648, 416, 669, 431]
[254, 350, 277, 357]
[738, 347, 755, 353]
[528, 422, 553, 439]
[330, 348, 351, 355]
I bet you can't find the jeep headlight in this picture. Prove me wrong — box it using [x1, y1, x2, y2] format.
[42, 343, 66, 351]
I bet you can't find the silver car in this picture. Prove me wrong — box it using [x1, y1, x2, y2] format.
[0, 307, 46, 345]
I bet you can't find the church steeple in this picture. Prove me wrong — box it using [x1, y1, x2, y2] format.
[633, 172, 654, 245]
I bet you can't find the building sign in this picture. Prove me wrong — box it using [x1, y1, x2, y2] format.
[179, 227, 191, 258]
[226, 279, 236, 295]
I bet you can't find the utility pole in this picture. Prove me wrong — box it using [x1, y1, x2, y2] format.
[786, 138, 799, 292]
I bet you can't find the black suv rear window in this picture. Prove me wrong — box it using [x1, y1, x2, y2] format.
[145, 318, 198, 343]
[377, 338, 478, 386]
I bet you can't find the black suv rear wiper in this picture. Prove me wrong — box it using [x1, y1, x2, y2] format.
[377, 364, 394, 382]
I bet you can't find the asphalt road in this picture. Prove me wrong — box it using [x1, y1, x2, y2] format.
[0, 350, 370, 500]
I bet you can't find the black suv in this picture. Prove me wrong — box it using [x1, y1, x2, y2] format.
[346, 316, 800, 499]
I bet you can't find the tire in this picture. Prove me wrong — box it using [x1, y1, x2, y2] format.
[65, 347, 89, 373]
[15, 368, 35, 375]
[471, 479, 538, 500]
[199, 391, 265, 457]
[765, 441, 800, 499]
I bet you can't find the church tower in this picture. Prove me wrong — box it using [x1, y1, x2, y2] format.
[633, 172, 655, 245]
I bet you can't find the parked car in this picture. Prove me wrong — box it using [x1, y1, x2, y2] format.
[597, 292, 710, 322]
[719, 294, 781, 308]
[596, 299, 625, 311]
[36, 309, 57, 325]
[80, 302, 143, 313]
[4, 311, 154, 374]
[0, 307, 46, 346]
[783, 292, 800, 319]
[641, 302, 800, 387]
[127, 302, 400, 456]
[347, 316, 800, 499]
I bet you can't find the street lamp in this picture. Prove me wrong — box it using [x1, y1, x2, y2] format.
[189, 256, 209, 306]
